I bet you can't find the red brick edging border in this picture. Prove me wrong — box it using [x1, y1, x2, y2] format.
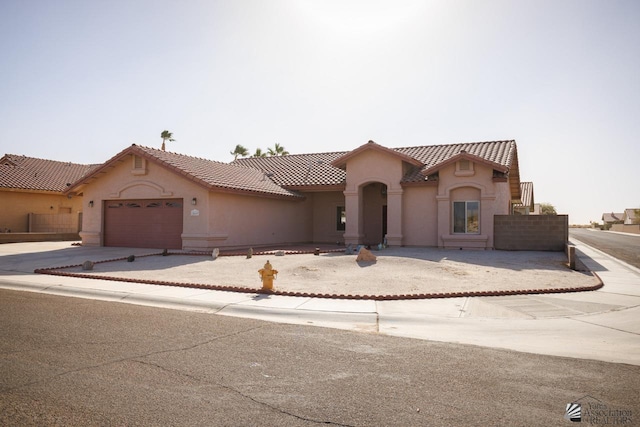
[34, 250, 604, 301]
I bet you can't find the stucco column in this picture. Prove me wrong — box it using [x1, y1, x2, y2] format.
[343, 189, 363, 245]
[481, 194, 496, 249]
[385, 188, 403, 246]
[435, 194, 450, 248]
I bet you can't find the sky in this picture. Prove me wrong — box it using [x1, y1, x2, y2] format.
[1, 0, 638, 225]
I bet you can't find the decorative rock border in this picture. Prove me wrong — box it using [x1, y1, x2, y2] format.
[34, 250, 604, 301]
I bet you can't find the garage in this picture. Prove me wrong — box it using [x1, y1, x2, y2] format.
[103, 199, 183, 249]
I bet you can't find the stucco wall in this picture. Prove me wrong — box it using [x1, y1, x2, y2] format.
[78, 153, 315, 250]
[342, 149, 406, 246]
[435, 162, 510, 249]
[0, 190, 83, 232]
[79, 154, 213, 247]
[611, 224, 640, 234]
[74, 148, 522, 250]
[401, 186, 438, 246]
[29, 213, 80, 233]
[198, 191, 311, 250]
[310, 191, 346, 244]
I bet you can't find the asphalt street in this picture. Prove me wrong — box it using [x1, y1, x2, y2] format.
[570, 228, 640, 268]
[1, 289, 638, 426]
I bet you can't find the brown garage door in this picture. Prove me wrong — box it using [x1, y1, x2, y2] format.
[104, 199, 183, 249]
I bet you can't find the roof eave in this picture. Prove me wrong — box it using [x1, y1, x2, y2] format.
[1, 187, 67, 195]
[207, 184, 304, 200]
[283, 184, 346, 193]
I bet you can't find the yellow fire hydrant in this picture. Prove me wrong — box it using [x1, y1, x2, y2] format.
[258, 260, 278, 291]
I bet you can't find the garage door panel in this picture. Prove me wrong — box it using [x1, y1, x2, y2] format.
[104, 199, 183, 249]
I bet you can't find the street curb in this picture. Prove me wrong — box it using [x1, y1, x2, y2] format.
[570, 236, 640, 275]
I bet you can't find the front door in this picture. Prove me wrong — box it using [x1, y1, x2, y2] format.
[382, 205, 387, 241]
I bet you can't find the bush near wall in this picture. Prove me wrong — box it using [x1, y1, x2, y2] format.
[494, 215, 568, 251]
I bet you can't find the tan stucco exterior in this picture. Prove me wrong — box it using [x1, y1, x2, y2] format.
[341, 148, 409, 247]
[73, 142, 521, 250]
[78, 153, 314, 250]
[433, 162, 511, 249]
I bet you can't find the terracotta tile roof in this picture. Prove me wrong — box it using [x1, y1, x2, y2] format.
[513, 181, 534, 208]
[601, 212, 624, 223]
[69, 145, 303, 199]
[62, 140, 519, 198]
[398, 140, 516, 167]
[0, 154, 97, 193]
[135, 145, 304, 198]
[232, 151, 347, 188]
[399, 140, 517, 183]
[234, 140, 518, 187]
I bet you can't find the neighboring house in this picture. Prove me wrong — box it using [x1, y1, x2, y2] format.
[531, 203, 541, 215]
[622, 208, 638, 225]
[512, 181, 534, 215]
[0, 154, 96, 233]
[66, 139, 524, 250]
[601, 212, 624, 226]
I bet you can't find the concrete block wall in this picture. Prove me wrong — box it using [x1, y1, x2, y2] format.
[494, 215, 568, 251]
[611, 224, 640, 235]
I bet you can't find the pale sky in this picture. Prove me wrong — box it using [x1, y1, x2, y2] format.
[1, 0, 638, 225]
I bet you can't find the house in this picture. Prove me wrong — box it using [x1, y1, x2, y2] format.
[0, 154, 97, 233]
[65, 139, 524, 250]
[601, 212, 624, 227]
[512, 182, 534, 215]
[622, 208, 638, 225]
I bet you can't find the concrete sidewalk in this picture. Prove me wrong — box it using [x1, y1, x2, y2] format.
[1, 240, 638, 365]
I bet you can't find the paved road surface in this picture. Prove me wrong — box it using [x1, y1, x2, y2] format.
[1, 290, 638, 426]
[570, 228, 640, 268]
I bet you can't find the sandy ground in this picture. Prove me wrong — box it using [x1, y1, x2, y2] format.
[59, 247, 600, 296]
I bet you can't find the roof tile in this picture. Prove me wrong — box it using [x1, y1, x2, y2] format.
[234, 140, 517, 187]
[131, 145, 303, 198]
[0, 154, 98, 192]
[514, 181, 534, 207]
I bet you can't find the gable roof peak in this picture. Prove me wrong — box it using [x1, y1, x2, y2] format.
[66, 144, 302, 200]
[331, 139, 424, 169]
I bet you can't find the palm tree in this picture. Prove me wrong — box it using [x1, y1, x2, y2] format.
[252, 148, 268, 158]
[230, 144, 249, 160]
[160, 130, 175, 151]
[267, 143, 289, 156]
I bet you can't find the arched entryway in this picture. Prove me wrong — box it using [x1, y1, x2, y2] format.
[362, 182, 387, 245]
